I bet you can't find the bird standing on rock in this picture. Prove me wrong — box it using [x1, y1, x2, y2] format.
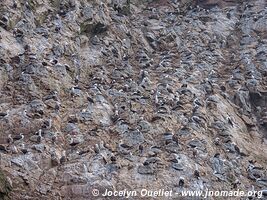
[51, 152, 60, 167]
[118, 140, 131, 155]
[30, 129, 42, 143]
[70, 86, 82, 97]
[55, 102, 60, 114]
[179, 177, 185, 187]
[43, 118, 52, 129]
[0, 110, 9, 120]
[7, 134, 13, 144]
[51, 132, 58, 144]
[21, 110, 30, 126]
[20, 143, 28, 154]
[22, 109, 28, 118]
[13, 133, 24, 142]
[60, 150, 66, 164]
[69, 138, 80, 146]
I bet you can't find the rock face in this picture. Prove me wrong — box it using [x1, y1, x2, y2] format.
[0, 0, 267, 199]
[0, 170, 12, 200]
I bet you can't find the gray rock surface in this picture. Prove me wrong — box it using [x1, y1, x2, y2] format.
[0, 0, 267, 199]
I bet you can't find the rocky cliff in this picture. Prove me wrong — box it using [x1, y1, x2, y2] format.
[0, 0, 267, 199]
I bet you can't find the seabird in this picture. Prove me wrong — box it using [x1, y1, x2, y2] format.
[214, 153, 220, 158]
[140, 70, 149, 81]
[51, 152, 60, 166]
[43, 118, 52, 129]
[166, 84, 173, 94]
[192, 148, 198, 157]
[44, 91, 59, 101]
[55, 102, 60, 113]
[179, 177, 185, 187]
[0, 144, 8, 153]
[194, 164, 200, 179]
[110, 154, 116, 163]
[214, 137, 220, 145]
[94, 143, 100, 154]
[51, 132, 58, 144]
[10, 145, 18, 154]
[99, 141, 105, 150]
[49, 59, 58, 65]
[60, 150, 66, 164]
[193, 98, 202, 107]
[30, 129, 42, 143]
[70, 86, 81, 97]
[192, 116, 202, 124]
[163, 132, 173, 144]
[0, 110, 9, 118]
[227, 117, 234, 127]
[192, 105, 199, 113]
[118, 140, 131, 155]
[22, 109, 28, 118]
[155, 90, 159, 104]
[181, 83, 187, 88]
[20, 144, 28, 154]
[69, 138, 80, 146]
[7, 134, 13, 144]
[139, 144, 144, 154]
[87, 95, 94, 103]
[13, 133, 24, 141]
[74, 75, 80, 84]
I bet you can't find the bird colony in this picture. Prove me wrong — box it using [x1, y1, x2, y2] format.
[0, 0, 267, 199]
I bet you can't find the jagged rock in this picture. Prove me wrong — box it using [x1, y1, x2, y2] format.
[0, 0, 267, 199]
[0, 170, 12, 199]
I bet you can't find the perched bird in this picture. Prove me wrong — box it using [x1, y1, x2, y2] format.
[179, 177, 185, 187]
[44, 91, 59, 101]
[194, 169, 200, 179]
[181, 83, 187, 88]
[20, 144, 28, 154]
[60, 150, 66, 164]
[51, 132, 58, 144]
[10, 145, 18, 154]
[70, 86, 82, 97]
[117, 140, 131, 155]
[22, 109, 28, 118]
[163, 132, 173, 144]
[0, 110, 10, 123]
[43, 118, 52, 129]
[139, 144, 144, 154]
[13, 133, 24, 141]
[110, 155, 116, 164]
[194, 164, 200, 179]
[0, 144, 8, 153]
[99, 141, 105, 150]
[54, 102, 60, 114]
[30, 129, 42, 143]
[227, 117, 234, 127]
[69, 138, 80, 146]
[50, 152, 60, 166]
[7, 134, 13, 144]
[193, 98, 202, 107]
[0, 110, 9, 118]
[192, 104, 199, 113]
[94, 144, 100, 154]
[192, 116, 201, 124]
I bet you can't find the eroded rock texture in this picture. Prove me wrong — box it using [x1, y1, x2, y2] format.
[0, 0, 267, 199]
